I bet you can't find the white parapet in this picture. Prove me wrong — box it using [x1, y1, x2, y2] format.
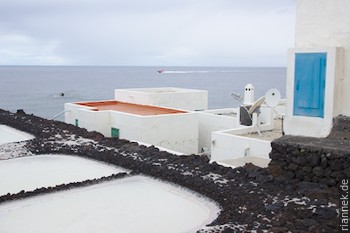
[65, 103, 112, 136]
[109, 111, 198, 154]
[198, 108, 239, 153]
[210, 119, 274, 162]
[211, 130, 272, 162]
[210, 105, 276, 166]
[115, 87, 208, 111]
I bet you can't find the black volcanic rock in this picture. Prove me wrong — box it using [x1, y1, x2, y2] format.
[0, 109, 341, 233]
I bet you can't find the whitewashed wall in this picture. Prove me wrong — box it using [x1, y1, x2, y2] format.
[76, 109, 111, 136]
[64, 103, 111, 136]
[65, 103, 198, 154]
[295, 0, 350, 116]
[64, 103, 87, 125]
[109, 111, 198, 154]
[115, 87, 208, 111]
[210, 118, 274, 162]
[198, 109, 239, 153]
[284, 47, 342, 137]
[211, 130, 271, 162]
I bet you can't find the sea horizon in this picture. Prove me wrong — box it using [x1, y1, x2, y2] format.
[0, 66, 286, 121]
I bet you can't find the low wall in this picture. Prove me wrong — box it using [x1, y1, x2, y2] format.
[110, 111, 198, 154]
[269, 116, 350, 186]
[115, 87, 208, 111]
[198, 110, 238, 153]
[0, 173, 128, 203]
[65, 103, 112, 137]
[211, 120, 274, 161]
[211, 131, 272, 161]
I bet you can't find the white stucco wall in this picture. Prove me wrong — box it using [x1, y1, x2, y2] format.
[64, 103, 111, 136]
[65, 103, 198, 154]
[76, 110, 112, 136]
[211, 130, 271, 162]
[198, 109, 239, 153]
[115, 87, 208, 111]
[295, 0, 350, 116]
[284, 47, 342, 137]
[64, 103, 90, 126]
[109, 111, 198, 154]
[210, 117, 275, 162]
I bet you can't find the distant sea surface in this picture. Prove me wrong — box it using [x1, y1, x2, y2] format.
[0, 66, 286, 121]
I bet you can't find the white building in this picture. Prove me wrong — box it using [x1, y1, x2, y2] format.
[65, 99, 198, 155]
[284, 0, 349, 137]
[65, 85, 282, 168]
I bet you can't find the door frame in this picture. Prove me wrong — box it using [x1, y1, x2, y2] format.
[284, 47, 342, 137]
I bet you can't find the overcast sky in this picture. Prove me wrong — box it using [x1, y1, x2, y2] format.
[0, 0, 295, 67]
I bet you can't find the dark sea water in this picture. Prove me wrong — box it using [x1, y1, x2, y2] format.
[0, 66, 286, 121]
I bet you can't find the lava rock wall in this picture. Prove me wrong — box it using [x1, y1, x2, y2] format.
[269, 115, 350, 187]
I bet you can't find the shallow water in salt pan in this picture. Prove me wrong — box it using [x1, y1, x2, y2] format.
[0, 154, 126, 195]
[0, 176, 220, 233]
[0, 125, 34, 144]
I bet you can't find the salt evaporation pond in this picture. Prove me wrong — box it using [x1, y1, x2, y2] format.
[0, 154, 127, 195]
[0, 176, 220, 233]
[0, 125, 34, 144]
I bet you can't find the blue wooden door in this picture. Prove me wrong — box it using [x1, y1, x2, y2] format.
[293, 53, 326, 118]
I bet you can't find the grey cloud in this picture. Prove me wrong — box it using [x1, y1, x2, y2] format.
[0, 0, 296, 66]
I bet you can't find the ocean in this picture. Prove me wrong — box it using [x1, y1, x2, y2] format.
[0, 66, 286, 121]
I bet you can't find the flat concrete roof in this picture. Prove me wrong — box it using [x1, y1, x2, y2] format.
[219, 156, 271, 168]
[240, 119, 283, 142]
[76, 100, 187, 116]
